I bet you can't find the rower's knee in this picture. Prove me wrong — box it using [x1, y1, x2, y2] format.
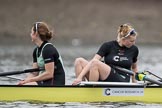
[90, 59, 100, 69]
[74, 57, 87, 77]
[74, 57, 85, 67]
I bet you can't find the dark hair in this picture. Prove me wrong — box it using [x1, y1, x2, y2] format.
[33, 22, 53, 41]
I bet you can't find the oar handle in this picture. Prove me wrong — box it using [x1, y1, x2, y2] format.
[0, 68, 44, 76]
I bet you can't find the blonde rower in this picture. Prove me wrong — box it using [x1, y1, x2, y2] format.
[73, 23, 138, 85]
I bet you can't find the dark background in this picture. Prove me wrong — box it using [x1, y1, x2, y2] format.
[0, 0, 162, 45]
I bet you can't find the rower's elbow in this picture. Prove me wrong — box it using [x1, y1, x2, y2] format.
[50, 72, 54, 78]
[46, 71, 54, 79]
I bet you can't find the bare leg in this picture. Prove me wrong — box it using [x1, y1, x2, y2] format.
[74, 57, 89, 80]
[89, 59, 111, 81]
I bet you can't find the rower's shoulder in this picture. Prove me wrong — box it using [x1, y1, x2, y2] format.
[131, 45, 139, 51]
[101, 40, 115, 46]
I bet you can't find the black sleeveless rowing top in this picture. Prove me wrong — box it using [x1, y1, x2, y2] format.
[33, 41, 65, 86]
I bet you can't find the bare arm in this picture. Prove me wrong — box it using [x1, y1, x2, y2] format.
[29, 62, 54, 82]
[131, 62, 138, 83]
[19, 62, 54, 85]
[26, 63, 39, 78]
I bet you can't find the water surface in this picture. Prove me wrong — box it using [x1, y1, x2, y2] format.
[0, 44, 162, 107]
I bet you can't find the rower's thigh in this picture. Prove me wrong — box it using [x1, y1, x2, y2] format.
[91, 60, 111, 80]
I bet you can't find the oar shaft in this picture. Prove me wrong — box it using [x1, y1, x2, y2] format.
[0, 71, 24, 76]
[113, 67, 162, 86]
[114, 66, 134, 75]
[146, 71, 162, 80]
[5, 76, 23, 80]
[0, 68, 44, 76]
[145, 77, 162, 86]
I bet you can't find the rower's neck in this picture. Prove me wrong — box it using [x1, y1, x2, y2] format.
[35, 39, 43, 47]
[117, 40, 124, 47]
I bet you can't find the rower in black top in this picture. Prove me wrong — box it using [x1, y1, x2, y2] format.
[73, 23, 139, 85]
[33, 41, 65, 85]
[18, 22, 65, 86]
[97, 40, 138, 82]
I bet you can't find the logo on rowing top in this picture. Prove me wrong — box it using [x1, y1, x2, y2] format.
[113, 56, 119, 61]
[113, 56, 129, 62]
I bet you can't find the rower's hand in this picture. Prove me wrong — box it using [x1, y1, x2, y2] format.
[132, 72, 137, 83]
[17, 78, 31, 85]
[17, 80, 25, 85]
[132, 78, 137, 83]
[72, 78, 82, 85]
